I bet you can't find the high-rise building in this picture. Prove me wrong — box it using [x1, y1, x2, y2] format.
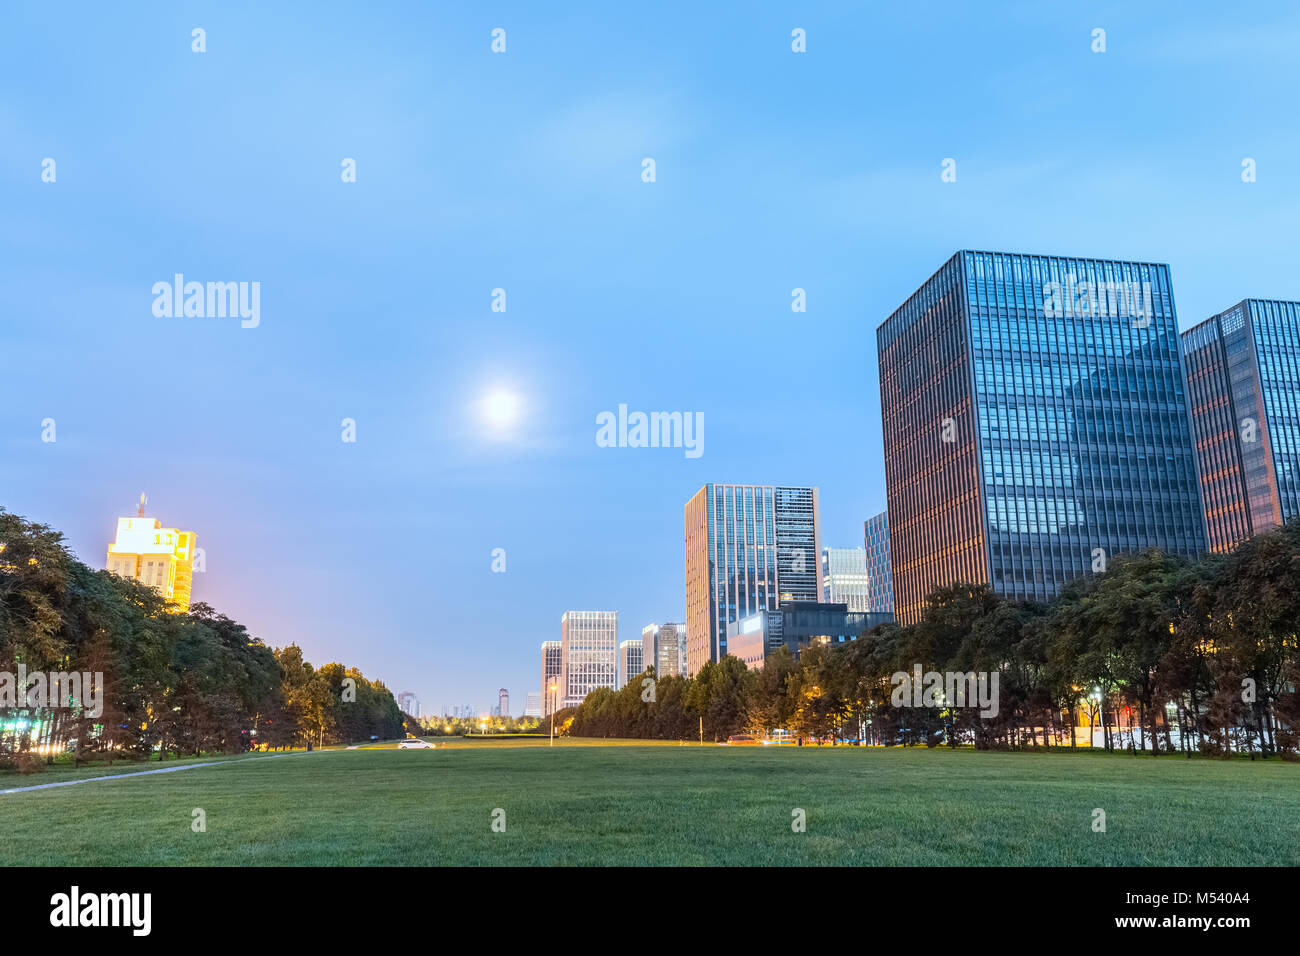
[540, 640, 563, 716]
[524, 692, 542, 717]
[104, 493, 198, 612]
[618, 640, 643, 689]
[397, 692, 419, 717]
[821, 547, 870, 611]
[684, 484, 821, 674]
[878, 250, 1206, 625]
[666, 623, 685, 678]
[560, 611, 617, 709]
[640, 622, 685, 679]
[863, 511, 893, 614]
[1182, 300, 1300, 553]
[498, 688, 510, 718]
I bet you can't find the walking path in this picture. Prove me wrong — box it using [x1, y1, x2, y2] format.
[0, 749, 322, 795]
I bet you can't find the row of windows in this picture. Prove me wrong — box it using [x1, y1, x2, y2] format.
[862, 514, 893, 612]
[973, 356, 1186, 401]
[1250, 301, 1300, 522]
[970, 315, 1175, 360]
[879, 257, 989, 623]
[881, 253, 1207, 620]
[1182, 319, 1252, 552]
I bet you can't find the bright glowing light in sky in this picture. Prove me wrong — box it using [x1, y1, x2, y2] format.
[480, 388, 522, 432]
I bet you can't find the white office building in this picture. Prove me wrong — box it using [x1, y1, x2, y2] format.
[560, 611, 618, 709]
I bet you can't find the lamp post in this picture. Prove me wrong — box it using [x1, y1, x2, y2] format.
[548, 680, 557, 746]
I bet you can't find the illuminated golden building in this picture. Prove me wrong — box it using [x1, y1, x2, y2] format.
[105, 493, 197, 612]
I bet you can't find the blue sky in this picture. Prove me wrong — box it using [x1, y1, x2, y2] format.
[4, 2, 1300, 714]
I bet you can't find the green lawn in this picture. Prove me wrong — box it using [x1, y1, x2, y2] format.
[2, 742, 1296, 865]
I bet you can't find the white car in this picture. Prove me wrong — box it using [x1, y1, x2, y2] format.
[398, 738, 435, 749]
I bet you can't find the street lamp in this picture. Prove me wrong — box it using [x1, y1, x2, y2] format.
[548, 680, 558, 746]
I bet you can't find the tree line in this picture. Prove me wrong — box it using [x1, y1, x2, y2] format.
[562, 521, 1300, 757]
[0, 508, 406, 771]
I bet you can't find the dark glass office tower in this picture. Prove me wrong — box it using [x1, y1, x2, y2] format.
[877, 250, 1206, 625]
[1182, 300, 1300, 552]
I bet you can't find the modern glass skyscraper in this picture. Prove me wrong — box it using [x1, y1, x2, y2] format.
[877, 250, 1206, 625]
[1182, 299, 1300, 552]
[821, 547, 870, 611]
[560, 611, 617, 709]
[684, 484, 821, 674]
[863, 511, 893, 614]
[774, 487, 821, 602]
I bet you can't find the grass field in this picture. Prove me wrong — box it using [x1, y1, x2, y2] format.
[2, 740, 1297, 866]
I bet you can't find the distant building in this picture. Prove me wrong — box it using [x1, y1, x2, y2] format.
[821, 547, 870, 611]
[396, 692, 419, 717]
[863, 511, 893, 614]
[104, 493, 197, 612]
[641, 622, 685, 679]
[684, 484, 821, 674]
[560, 611, 617, 709]
[540, 640, 563, 717]
[1182, 299, 1300, 553]
[726, 602, 894, 669]
[524, 692, 542, 717]
[618, 640, 644, 689]
[641, 624, 658, 679]
[498, 688, 510, 719]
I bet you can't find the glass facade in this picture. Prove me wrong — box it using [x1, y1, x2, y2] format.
[878, 250, 1206, 625]
[863, 511, 893, 613]
[822, 547, 871, 611]
[775, 486, 821, 602]
[1182, 299, 1300, 552]
[684, 484, 820, 674]
[725, 603, 894, 669]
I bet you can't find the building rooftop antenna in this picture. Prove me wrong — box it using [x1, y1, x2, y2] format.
[137, 492, 148, 517]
